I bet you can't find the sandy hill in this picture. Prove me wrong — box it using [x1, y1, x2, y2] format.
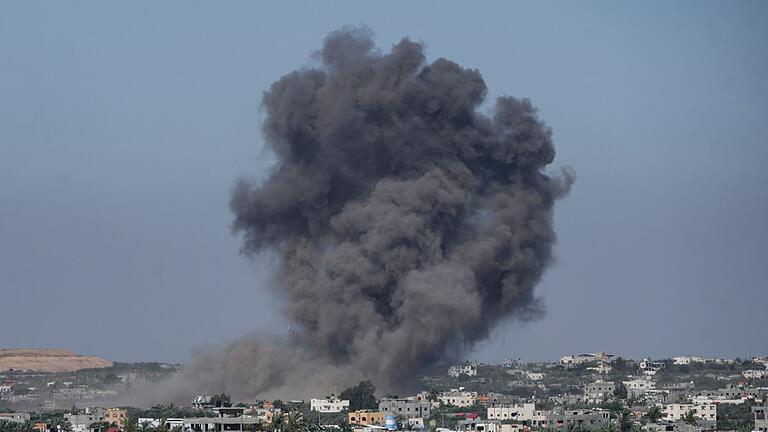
[0, 348, 112, 373]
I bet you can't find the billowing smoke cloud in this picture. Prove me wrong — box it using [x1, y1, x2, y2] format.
[161, 27, 573, 401]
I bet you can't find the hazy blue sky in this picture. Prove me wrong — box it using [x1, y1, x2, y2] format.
[1, 1, 767, 363]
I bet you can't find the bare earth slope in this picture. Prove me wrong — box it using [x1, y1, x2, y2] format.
[0, 348, 112, 372]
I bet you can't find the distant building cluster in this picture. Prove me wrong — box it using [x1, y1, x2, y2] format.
[2, 354, 768, 432]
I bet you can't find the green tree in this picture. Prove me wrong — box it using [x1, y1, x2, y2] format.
[123, 417, 137, 432]
[138, 420, 152, 432]
[645, 406, 663, 424]
[52, 419, 73, 432]
[339, 380, 377, 411]
[613, 382, 627, 400]
[427, 387, 440, 403]
[618, 410, 632, 432]
[283, 412, 306, 432]
[155, 418, 168, 432]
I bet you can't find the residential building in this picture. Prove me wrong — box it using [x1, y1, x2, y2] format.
[584, 380, 615, 403]
[529, 409, 610, 428]
[744, 370, 767, 379]
[348, 410, 385, 425]
[560, 354, 597, 365]
[104, 408, 127, 430]
[456, 420, 520, 432]
[379, 398, 431, 419]
[439, 388, 478, 407]
[192, 395, 214, 409]
[310, 396, 350, 413]
[526, 372, 544, 381]
[588, 364, 613, 374]
[624, 378, 656, 397]
[753, 404, 767, 432]
[487, 403, 536, 422]
[560, 353, 614, 366]
[65, 410, 105, 432]
[640, 358, 665, 376]
[661, 403, 717, 422]
[0, 413, 31, 424]
[449, 363, 479, 378]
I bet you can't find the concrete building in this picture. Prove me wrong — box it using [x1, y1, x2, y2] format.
[560, 353, 614, 366]
[743, 370, 766, 379]
[526, 372, 544, 381]
[753, 404, 768, 432]
[487, 403, 536, 422]
[65, 409, 105, 432]
[640, 359, 664, 376]
[529, 409, 610, 428]
[0, 413, 31, 424]
[104, 408, 127, 430]
[560, 354, 596, 365]
[139, 407, 259, 432]
[379, 398, 431, 419]
[348, 410, 385, 425]
[584, 380, 615, 403]
[449, 364, 478, 378]
[310, 396, 350, 413]
[588, 364, 613, 374]
[439, 388, 478, 407]
[624, 378, 656, 397]
[457, 420, 522, 432]
[661, 403, 717, 422]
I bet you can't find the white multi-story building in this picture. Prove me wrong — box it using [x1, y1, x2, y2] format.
[560, 354, 596, 365]
[487, 403, 536, 422]
[661, 403, 717, 422]
[526, 372, 544, 381]
[439, 388, 478, 407]
[310, 396, 350, 413]
[560, 353, 614, 366]
[743, 370, 766, 379]
[588, 364, 613, 374]
[449, 363, 478, 378]
[0, 413, 31, 424]
[623, 378, 656, 397]
[65, 409, 105, 432]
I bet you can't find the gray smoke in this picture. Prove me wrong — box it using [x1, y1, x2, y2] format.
[164, 27, 573, 401]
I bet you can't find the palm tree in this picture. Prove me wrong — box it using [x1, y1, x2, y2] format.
[155, 418, 168, 432]
[270, 413, 285, 432]
[283, 411, 306, 432]
[618, 410, 632, 432]
[123, 417, 137, 432]
[645, 406, 663, 424]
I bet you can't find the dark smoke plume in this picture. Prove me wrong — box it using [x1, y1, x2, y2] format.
[163, 27, 573, 401]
